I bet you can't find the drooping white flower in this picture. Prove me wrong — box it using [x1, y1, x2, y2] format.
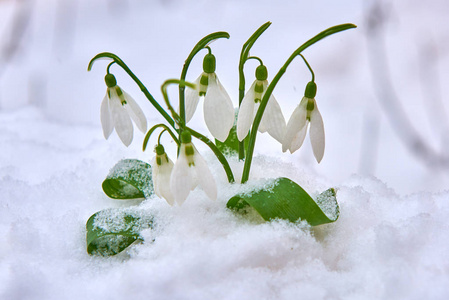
[169, 131, 217, 205]
[236, 65, 286, 143]
[184, 53, 234, 142]
[101, 73, 147, 147]
[282, 81, 325, 163]
[151, 144, 175, 206]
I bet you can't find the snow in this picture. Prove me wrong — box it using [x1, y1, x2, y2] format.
[1, 0, 449, 299]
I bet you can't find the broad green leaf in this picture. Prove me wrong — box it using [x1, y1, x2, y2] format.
[227, 177, 339, 226]
[102, 159, 153, 199]
[86, 208, 153, 256]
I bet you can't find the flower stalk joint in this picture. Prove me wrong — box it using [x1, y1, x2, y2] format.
[304, 81, 317, 99]
[105, 73, 117, 88]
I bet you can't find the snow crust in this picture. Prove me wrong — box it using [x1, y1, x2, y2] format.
[1, 108, 449, 299]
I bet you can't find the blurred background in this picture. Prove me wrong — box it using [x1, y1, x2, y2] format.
[1, 0, 448, 194]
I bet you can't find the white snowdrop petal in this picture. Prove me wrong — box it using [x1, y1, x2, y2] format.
[309, 104, 325, 163]
[109, 89, 133, 146]
[151, 157, 162, 197]
[100, 92, 113, 139]
[170, 146, 194, 205]
[282, 98, 308, 152]
[289, 122, 308, 153]
[255, 81, 269, 133]
[203, 76, 235, 142]
[158, 158, 175, 205]
[184, 76, 201, 124]
[123, 91, 147, 133]
[192, 147, 217, 200]
[259, 94, 286, 143]
[237, 81, 257, 141]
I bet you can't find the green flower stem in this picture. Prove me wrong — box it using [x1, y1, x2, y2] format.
[188, 128, 235, 183]
[299, 54, 315, 82]
[241, 23, 357, 183]
[161, 79, 235, 183]
[142, 124, 180, 152]
[238, 21, 272, 160]
[179, 31, 230, 129]
[88, 52, 175, 128]
[161, 79, 196, 126]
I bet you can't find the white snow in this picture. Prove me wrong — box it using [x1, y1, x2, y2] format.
[1, 0, 449, 299]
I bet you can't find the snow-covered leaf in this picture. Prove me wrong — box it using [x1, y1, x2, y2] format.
[102, 159, 154, 199]
[227, 177, 339, 226]
[86, 208, 153, 256]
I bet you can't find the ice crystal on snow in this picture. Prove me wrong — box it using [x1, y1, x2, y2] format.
[92, 207, 153, 234]
[107, 159, 154, 198]
[315, 188, 339, 221]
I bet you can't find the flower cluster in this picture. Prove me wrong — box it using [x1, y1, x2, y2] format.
[236, 66, 325, 163]
[100, 55, 325, 205]
[152, 132, 217, 205]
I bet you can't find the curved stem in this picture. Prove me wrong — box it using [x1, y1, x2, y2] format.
[88, 52, 175, 128]
[106, 61, 116, 74]
[299, 54, 315, 82]
[188, 127, 235, 183]
[238, 22, 272, 160]
[179, 31, 230, 129]
[160, 79, 234, 182]
[157, 130, 166, 145]
[247, 56, 264, 65]
[161, 79, 195, 127]
[241, 23, 357, 183]
[143, 124, 180, 152]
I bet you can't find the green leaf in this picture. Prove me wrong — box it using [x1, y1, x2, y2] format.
[227, 177, 339, 226]
[86, 208, 153, 256]
[102, 159, 153, 200]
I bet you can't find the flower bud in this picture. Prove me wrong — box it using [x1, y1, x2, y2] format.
[255, 65, 268, 81]
[304, 81, 317, 98]
[180, 131, 192, 144]
[203, 53, 216, 74]
[104, 73, 117, 88]
[155, 144, 165, 155]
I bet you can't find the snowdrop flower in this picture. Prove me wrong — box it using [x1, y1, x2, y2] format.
[237, 65, 286, 143]
[101, 73, 147, 147]
[282, 81, 325, 163]
[170, 131, 217, 205]
[184, 53, 234, 142]
[151, 144, 175, 206]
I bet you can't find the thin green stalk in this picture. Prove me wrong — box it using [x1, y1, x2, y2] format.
[238, 22, 272, 160]
[88, 52, 175, 128]
[143, 124, 180, 152]
[179, 31, 230, 129]
[188, 127, 235, 183]
[241, 23, 357, 183]
[299, 54, 315, 82]
[161, 79, 196, 126]
[162, 80, 235, 183]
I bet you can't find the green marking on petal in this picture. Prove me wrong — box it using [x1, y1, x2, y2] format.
[200, 74, 209, 86]
[185, 144, 194, 156]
